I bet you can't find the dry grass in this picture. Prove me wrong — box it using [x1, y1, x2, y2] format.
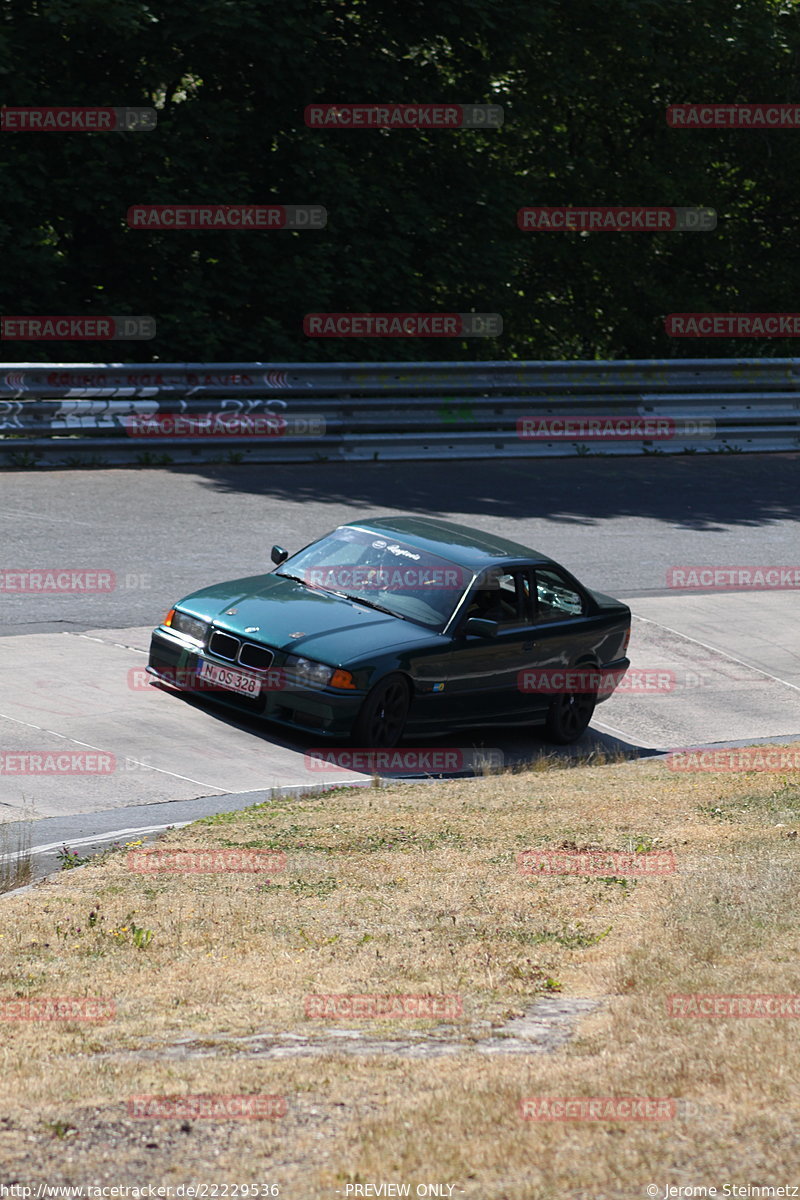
[0, 754, 798, 1196]
[0, 809, 32, 894]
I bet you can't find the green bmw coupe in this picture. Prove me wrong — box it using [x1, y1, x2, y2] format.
[147, 516, 631, 747]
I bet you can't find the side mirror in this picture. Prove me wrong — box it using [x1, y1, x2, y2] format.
[271, 545, 289, 565]
[464, 617, 498, 638]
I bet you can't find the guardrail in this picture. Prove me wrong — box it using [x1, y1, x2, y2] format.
[1, 359, 799, 465]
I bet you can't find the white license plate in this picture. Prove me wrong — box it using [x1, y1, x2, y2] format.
[197, 659, 262, 697]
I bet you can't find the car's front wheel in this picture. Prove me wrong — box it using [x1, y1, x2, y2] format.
[351, 674, 410, 748]
[544, 689, 597, 744]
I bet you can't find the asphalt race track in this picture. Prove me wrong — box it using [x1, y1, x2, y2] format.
[2, 453, 799, 877]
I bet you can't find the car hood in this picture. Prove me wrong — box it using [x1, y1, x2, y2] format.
[174, 572, 439, 662]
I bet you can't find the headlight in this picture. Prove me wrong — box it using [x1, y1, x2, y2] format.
[164, 609, 209, 644]
[284, 655, 355, 689]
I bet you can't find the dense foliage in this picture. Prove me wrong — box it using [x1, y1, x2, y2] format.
[1, 0, 799, 361]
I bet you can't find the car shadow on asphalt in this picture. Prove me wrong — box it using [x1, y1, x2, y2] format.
[150, 680, 660, 783]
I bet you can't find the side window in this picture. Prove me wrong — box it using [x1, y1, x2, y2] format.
[534, 568, 585, 621]
[466, 569, 531, 626]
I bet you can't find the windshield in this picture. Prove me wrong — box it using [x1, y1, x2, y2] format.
[276, 527, 472, 628]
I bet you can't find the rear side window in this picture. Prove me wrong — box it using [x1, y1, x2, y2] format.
[534, 568, 585, 620]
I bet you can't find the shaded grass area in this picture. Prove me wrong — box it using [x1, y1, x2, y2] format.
[0, 754, 798, 1195]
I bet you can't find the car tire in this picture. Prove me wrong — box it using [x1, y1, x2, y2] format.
[351, 674, 410, 748]
[543, 688, 597, 744]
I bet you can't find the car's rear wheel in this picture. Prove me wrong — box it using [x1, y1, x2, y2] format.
[351, 674, 410, 748]
[544, 689, 597, 744]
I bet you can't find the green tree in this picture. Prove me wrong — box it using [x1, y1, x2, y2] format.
[1, 0, 800, 362]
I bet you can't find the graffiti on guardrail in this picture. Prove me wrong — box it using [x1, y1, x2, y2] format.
[0, 360, 796, 396]
[0, 401, 23, 430]
[1, 360, 799, 462]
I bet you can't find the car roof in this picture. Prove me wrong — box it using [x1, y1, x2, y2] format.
[341, 516, 558, 570]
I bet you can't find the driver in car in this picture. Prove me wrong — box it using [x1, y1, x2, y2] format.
[468, 569, 514, 623]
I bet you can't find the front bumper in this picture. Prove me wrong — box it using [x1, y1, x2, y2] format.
[147, 627, 365, 738]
